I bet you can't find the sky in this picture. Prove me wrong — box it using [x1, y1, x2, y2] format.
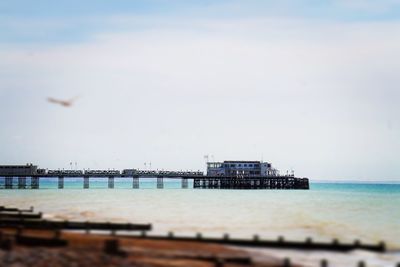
[0, 0, 399, 181]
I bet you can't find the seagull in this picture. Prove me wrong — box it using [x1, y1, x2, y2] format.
[47, 96, 79, 107]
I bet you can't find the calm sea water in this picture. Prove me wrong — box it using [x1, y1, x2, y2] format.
[1, 180, 399, 250]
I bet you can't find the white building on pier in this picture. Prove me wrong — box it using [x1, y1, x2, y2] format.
[206, 160, 279, 177]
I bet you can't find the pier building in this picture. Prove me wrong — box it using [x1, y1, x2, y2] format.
[207, 161, 279, 177]
[0, 164, 38, 176]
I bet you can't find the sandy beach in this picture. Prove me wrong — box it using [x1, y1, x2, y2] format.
[0, 227, 287, 267]
[1, 224, 399, 267]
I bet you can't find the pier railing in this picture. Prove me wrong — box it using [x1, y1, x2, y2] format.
[43, 169, 205, 177]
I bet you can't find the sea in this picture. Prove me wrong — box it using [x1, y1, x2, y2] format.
[1, 179, 399, 266]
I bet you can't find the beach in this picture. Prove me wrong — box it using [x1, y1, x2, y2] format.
[1, 182, 399, 266]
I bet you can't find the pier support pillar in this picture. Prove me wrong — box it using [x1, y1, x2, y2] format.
[201, 178, 207, 189]
[5, 177, 13, 189]
[264, 178, 270, 189]
[18, 177, 26, 189]
[157, 176, 163, 189]
[132, 176, 139, 189]
[58, 176, 64, 189]
[108, 176, 114, 189]
[193, 178, 200, 188]
[84, 176, 89, 189]
[31, 177, 39, 189]
[181, 178, 188, 189]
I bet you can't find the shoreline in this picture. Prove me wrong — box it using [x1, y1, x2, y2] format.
[1, 206, 399, 266]
[1, 228, 399, 267]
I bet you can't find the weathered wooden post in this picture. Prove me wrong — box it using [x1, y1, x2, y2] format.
[58, 176, 64, 189]
[379, 241, 386, 252]
[168, 231, 174, 239]
[104, 239, 119, 254]
[214, 258, 225, 267]
[283, 258, 291, 267]
[320, 259, 328, 267]
[253, 234, 259, 242]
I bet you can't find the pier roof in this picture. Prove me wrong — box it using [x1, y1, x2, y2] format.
[223, 161, 261, 164]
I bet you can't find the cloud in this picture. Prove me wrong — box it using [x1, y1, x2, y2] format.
[0, 16, 399, 179]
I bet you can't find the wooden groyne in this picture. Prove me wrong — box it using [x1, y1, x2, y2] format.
[0, 206, 151, 232]
[135, 232, 386, 253]
[0, 206, 394, 267]
[0, 218, 151, 232]
[0, 206, 384, 253]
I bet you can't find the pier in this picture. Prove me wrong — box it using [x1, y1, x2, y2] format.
[0, 163, 310, 190]
[0, 173, 309, 190]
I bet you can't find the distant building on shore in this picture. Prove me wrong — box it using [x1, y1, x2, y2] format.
[206, 160, 280, 177]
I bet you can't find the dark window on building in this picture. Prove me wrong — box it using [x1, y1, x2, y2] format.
[230, 164, 235, 167]
[244, 164, 247, 167]
[254, 164, 260, 168]
[238, 164, 241, 167]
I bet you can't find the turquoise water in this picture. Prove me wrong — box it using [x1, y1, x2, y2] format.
[311, 182, 400, 194]
[1, 181, 399, 249]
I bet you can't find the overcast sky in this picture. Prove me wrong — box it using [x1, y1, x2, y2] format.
[0, 0, 399, 181]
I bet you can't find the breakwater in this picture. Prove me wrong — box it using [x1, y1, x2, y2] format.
[0, 206, 387, 252]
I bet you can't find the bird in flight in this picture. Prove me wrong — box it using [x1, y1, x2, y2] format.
[47, 96, 79, 107]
